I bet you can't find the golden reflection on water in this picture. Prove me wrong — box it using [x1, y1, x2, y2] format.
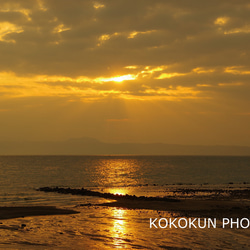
[110, 208, 128, 248]
[109, 188, 126, 196]
[93, 158, 141, 247]
[95, 158, 141, 187]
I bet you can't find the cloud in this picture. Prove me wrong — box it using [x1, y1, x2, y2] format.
[0, 0, 249, 145]
[0, 0, 248, 77]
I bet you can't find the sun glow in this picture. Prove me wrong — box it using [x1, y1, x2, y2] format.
[96, 74, 137, 83]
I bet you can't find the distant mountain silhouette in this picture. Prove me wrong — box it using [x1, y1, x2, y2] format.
[0, 137, 249, 155]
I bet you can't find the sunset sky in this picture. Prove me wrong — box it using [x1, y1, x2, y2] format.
[0, 0, 249, 146]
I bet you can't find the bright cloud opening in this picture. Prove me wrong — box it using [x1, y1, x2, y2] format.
[95, 74, 137, 83]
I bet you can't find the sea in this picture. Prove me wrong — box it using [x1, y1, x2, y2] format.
[0, 155, 250, 249]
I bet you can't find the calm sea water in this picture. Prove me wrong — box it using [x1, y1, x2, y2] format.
[0, 155, 249, 206]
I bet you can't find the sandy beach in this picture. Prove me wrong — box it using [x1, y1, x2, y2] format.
[0, 206, 79, 220]
[35, 186, 250, 218]
[96, 198, 250, 218]
[1, 194, 249, 220]
[0, 189, 250, 249]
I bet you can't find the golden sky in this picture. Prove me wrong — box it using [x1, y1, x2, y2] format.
[0, 0, 249, 146]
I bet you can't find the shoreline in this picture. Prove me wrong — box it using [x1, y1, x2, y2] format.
[92, 198, 250, 218]
[1, 186, 249, 220]
[1, 198, 249, 220]
[0, 206, 79, 220]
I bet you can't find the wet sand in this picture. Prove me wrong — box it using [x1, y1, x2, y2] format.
[0, 198, 249, 249]
[0, 206, 79, 220]
[0, 199, 248, 221]
[94, 198, 250, 218]
[38, 186, 250, 218]
[1, 186, 249, 220]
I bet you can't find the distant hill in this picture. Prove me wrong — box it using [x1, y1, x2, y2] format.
[0, 137, 249, 155]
